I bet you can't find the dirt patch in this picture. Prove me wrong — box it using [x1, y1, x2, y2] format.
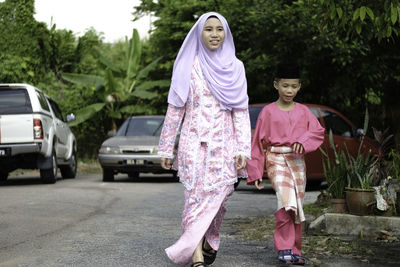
[233, 214, 400, 266]
[10, 161, 102, 177]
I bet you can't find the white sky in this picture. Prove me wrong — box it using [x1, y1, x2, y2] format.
[34, 0, 151, 43]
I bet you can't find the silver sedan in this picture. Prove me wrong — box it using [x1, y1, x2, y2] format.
[98, 115, 177, 181]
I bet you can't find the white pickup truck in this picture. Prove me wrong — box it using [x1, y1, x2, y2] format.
[0, 83, 77, 183]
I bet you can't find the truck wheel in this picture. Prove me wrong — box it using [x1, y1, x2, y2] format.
[60, 150, 77, 179]
[40, 149, 58, 184]
[0, 171, 8, 181]
[103, 168, 114, 182]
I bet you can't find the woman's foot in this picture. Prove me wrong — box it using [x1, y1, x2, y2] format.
[202, 238, 217, 265]
[192, 239, 205, 266]
[190, 262, 206, 267]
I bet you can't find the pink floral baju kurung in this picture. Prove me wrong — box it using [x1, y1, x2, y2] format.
[159, 56, 251, 265]
[246, 102, 324, 255]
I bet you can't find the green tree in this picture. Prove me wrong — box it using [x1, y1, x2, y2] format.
[135, 0, 400, 147]
[62, 29, 170, 130]
[0, 0, 49, 84]
[317, 0, 400, 41]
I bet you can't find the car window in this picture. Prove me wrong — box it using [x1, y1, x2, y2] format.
[36, 91, 50, 112]
[117, 117, 165, 137]
[320, 109, 353, 137]
[47, 98, 64, 121]
[249, 106, 263, 129]
[0, 88, 33, 114]
[308, 107, 322, 123]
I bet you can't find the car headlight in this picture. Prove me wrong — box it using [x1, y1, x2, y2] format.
[99, 146, 120, 154]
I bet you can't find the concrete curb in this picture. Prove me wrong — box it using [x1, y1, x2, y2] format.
[308, 213, 400, 237]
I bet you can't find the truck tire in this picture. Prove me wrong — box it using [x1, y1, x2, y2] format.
[60, 149, 77, 179]
[0, 171, 8, 181]
[102, 168, 114, 182]
[40, 149, 58, 184]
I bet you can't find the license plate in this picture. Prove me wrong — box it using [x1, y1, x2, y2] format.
[127, 159, 144, 165]
[0, 148, 11, 157]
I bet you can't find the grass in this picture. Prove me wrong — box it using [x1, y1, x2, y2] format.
[77, 160, 102, 174]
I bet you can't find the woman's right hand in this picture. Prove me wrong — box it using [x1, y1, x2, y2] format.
[161, 157, 172, 170]
[255, 178, 264, 190]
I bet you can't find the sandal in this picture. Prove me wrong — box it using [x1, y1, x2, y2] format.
[278, 249, 296, 264]
[202, 238, 217, 265]
[293, 254, 306, 265]
[190, 262, 206, 267]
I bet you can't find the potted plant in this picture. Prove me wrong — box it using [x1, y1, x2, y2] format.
[343, 109, 378, 215]
[387, 149, 400, 214]
[320, 130, 348, 213]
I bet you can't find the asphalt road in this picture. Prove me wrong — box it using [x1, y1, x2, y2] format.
[0, 172, 335, 267]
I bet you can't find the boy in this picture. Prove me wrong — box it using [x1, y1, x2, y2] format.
[246, 64, 324, 265]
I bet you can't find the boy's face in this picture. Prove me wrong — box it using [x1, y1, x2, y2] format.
[274, 79, 301, 104]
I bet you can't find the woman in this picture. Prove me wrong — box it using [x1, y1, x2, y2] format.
[158, 12, 251, 267]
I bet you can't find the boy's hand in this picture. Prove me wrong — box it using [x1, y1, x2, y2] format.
[292, 142, 304, 155]
[235, 155, 247, 170]
[255, 178, 264, 190]
[161, 157, 172, 170]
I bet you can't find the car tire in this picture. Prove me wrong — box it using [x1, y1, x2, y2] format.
[60, 149, 77, 179]
[0, 171, 8, 181]
[306, 180, 322, 190]
[172, 171, 179, 182]
[40, 149, 58, 184]
[234, 179, 240, 189]
[103, 168, 114, 182]
[128, 172, 139, 179]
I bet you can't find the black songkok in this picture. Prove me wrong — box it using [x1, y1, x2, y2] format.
[275, 63, 300, 79]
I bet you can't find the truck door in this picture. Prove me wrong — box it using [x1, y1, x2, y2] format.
[47, 98, 68, 158]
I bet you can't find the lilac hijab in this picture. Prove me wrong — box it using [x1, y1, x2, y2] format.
[167, 12, 248, 110]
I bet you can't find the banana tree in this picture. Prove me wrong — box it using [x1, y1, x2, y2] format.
[62, 29, 170, 130]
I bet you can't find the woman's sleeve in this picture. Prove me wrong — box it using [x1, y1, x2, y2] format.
[297, 108, 325, 154]
[232, 108, 251, 159]
[246, 113, 266, 184]
[158, 104, 185, 159]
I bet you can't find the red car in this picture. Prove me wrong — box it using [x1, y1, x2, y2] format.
[246, 103, 378, 185]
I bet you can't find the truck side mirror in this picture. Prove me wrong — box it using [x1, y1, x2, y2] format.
[66, 113, 76, 122]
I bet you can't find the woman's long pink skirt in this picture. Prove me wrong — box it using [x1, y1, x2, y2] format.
[165, 144, 234, 265]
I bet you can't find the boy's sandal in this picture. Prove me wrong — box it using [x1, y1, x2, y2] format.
[293, 254, 306, 265]
[190, 262, 206, 267]
[278, 249, 296, 264]
[202, 238, 217, 265]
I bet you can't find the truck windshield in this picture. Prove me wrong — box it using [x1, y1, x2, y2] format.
[0, 89, 33, 114]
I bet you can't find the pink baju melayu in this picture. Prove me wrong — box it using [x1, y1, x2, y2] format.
[246, 102, 324, 255]
[159, 56, 251, 265]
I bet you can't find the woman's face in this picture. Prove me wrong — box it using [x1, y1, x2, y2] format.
[201, 17, 225, 50]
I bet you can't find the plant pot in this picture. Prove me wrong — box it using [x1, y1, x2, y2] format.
[345, 187, 375, 216]
[331, 198, 347, 213]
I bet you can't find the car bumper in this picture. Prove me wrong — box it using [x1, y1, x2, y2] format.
[98, 153, 171, 174]
[0, 143, 41, 157]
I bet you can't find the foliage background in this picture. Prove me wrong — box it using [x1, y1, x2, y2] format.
[1, 0, 399, 159]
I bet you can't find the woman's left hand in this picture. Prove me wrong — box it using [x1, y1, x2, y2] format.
[235, 155, 247, 170]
